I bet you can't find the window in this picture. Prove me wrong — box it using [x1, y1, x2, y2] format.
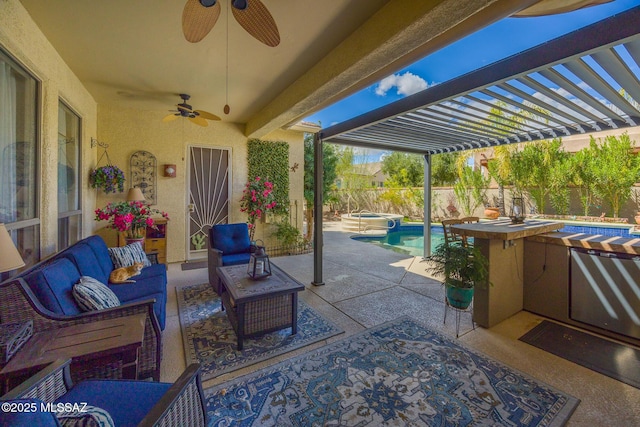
[0, 48, 39, 281]
[58, 101, 81, 249]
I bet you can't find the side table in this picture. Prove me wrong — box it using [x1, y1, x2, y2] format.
[0, 314, 146, 394]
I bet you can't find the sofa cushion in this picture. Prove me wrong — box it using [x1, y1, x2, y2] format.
[56, 379, 172, 427]
[221, 252, 252, 266]
[61, 242, 109, 285]
[0, 399, 60, 426]
[108, 242, 151, 269]
[72, 277, 120, 312]
[211, 223, 251, 255]
[80, 236, 115, 279]
[23, 258, 82, 315]
[56, 405, 114, 427]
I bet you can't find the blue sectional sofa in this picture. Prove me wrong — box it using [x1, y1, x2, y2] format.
[0, 235, 166, 381]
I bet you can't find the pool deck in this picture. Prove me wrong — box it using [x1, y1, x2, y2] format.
[162, 220, 640, 425]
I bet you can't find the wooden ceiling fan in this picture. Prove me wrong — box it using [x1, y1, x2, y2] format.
[162, 94, 220, 127]
[182, 0, 280, 47]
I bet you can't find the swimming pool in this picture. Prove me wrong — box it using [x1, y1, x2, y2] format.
[350, 225, 444, 257]
[351, 223, 635, 256]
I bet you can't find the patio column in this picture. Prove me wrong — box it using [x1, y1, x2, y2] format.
[312, 133, 324, 286]
[423, 153, 431, 258]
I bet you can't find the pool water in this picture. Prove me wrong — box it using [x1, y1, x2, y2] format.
[351, 223, 633, 257]
[351, 225, 444, 257]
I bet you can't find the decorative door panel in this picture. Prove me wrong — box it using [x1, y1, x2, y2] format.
[187, 146, 230, 259]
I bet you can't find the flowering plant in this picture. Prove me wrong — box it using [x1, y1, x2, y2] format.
[89, 165, 126, 194]
[95, 201, 169, 239]
[240, 177, 276, 237]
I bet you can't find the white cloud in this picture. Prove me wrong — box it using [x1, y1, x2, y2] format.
[375, 72, 428, 97]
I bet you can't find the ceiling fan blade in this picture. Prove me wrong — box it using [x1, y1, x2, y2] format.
[177, 104, 194, 113]
[189, 116, 209, 127]
[195, 110, 221, 121]
[182, 0, 221, 43]
[162, 113, 179, 122]
[231, 0, 280, 47]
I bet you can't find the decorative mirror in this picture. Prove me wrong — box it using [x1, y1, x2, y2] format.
[130, 151, 157, 204]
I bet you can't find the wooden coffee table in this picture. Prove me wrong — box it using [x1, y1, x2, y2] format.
[217, 263, 305, 350]
[0, 314, 146, 393]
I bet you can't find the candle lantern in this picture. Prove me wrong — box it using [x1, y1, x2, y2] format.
[509, 197, 526, 224]
[247, 241, 271, 280]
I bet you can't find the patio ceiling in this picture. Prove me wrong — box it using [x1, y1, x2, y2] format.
[320, 5, 640, 155]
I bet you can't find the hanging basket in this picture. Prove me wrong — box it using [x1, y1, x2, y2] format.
[89, 165, 126, 194]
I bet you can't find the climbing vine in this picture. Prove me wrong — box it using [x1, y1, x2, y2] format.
[247, 139, 289, 215]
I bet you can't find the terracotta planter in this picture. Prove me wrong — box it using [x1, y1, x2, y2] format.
[484, 207, 500, 219]
[125, 237, 145, 246]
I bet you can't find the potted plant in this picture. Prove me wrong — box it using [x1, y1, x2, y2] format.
[484, 195, 500, 219]
[89, 165, 126, 194]
[425, 242, 490, 309]
[95, 201, 170, 244]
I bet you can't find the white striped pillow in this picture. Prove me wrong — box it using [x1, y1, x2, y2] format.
[108, 242, 151, 269]
[72, 276, 120, 311]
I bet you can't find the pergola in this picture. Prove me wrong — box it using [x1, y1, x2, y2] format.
[311, 5, 640, 286]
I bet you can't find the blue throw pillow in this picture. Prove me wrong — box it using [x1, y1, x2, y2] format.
[108, 242, 151, 269]
[72, 277, 120, 312]
[56, 405, 114, 427]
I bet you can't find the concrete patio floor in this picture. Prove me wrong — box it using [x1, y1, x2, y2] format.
[161, 221, 640, 426]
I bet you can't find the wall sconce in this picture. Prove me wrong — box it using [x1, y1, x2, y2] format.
[164, 164, 176, 178]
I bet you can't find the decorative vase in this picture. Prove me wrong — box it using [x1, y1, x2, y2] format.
[445, 284, 474, 310]
[484, 207, 500, 219]
[125, 237, 145, 246]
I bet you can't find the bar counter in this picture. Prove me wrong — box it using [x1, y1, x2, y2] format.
[450, 219, 564, 328]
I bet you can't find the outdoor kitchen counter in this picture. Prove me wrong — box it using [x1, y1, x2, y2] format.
[450, 220, 565, 329]
[526, 231, 640, 255]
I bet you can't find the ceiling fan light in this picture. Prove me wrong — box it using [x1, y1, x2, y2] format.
[199, 0, 217, 7]
[232, 0, 248, 10]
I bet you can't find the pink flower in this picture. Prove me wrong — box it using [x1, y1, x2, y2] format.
[146, 217, 154, 227]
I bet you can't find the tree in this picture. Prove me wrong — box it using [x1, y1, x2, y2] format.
[569, 148, 600, 216]
[381, 152, 423, 187]
[431, 152, 459, 186]
[453, 162, 490, 216]
[590, 133, 640, 218]
[303, 135, 338, 241]
[511, 139, 569, 213]
[334, 146, 372, 190]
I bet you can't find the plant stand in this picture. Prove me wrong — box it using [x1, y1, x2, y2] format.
[444, 294, 475, 338]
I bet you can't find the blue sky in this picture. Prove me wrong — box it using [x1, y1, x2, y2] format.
[304, 0, 640, 133]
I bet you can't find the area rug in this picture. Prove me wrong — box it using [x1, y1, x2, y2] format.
[180, 260, 207, 270]
[176, 283, 342, 381]
[520, 320, 640, 389]
[205, 316, 579, 426]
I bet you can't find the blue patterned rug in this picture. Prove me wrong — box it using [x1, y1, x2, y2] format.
[205, 316, 579, 426]
[176, 283, 342, 381]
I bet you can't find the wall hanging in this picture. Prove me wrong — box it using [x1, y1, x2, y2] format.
[130, 151, 157, 204]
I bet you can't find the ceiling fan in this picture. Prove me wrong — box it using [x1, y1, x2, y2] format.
[182, 0, 280, 47]
[162, 94, 221, 127]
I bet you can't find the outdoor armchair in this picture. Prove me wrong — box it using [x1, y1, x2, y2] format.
[208, 223, 253, 295]
[0, 358, 208, 426]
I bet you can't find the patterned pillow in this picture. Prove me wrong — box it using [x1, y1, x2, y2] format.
[72, 276, 120, 311]
[108, 242, 151, 269]
[56, 405, 114, 427]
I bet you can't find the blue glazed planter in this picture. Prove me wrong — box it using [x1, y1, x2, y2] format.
[446, 284, 474, 309]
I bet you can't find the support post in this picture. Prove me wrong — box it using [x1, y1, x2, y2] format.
[423, 153, 432, 258]
[312, 133, 324, 286]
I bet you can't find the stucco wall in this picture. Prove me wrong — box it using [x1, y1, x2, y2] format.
[0, 0, 98, 258]
[96, 106, 305, 263]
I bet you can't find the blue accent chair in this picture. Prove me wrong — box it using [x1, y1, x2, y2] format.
[0, 359, 208, 427]
[208, 223, 253, 295]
